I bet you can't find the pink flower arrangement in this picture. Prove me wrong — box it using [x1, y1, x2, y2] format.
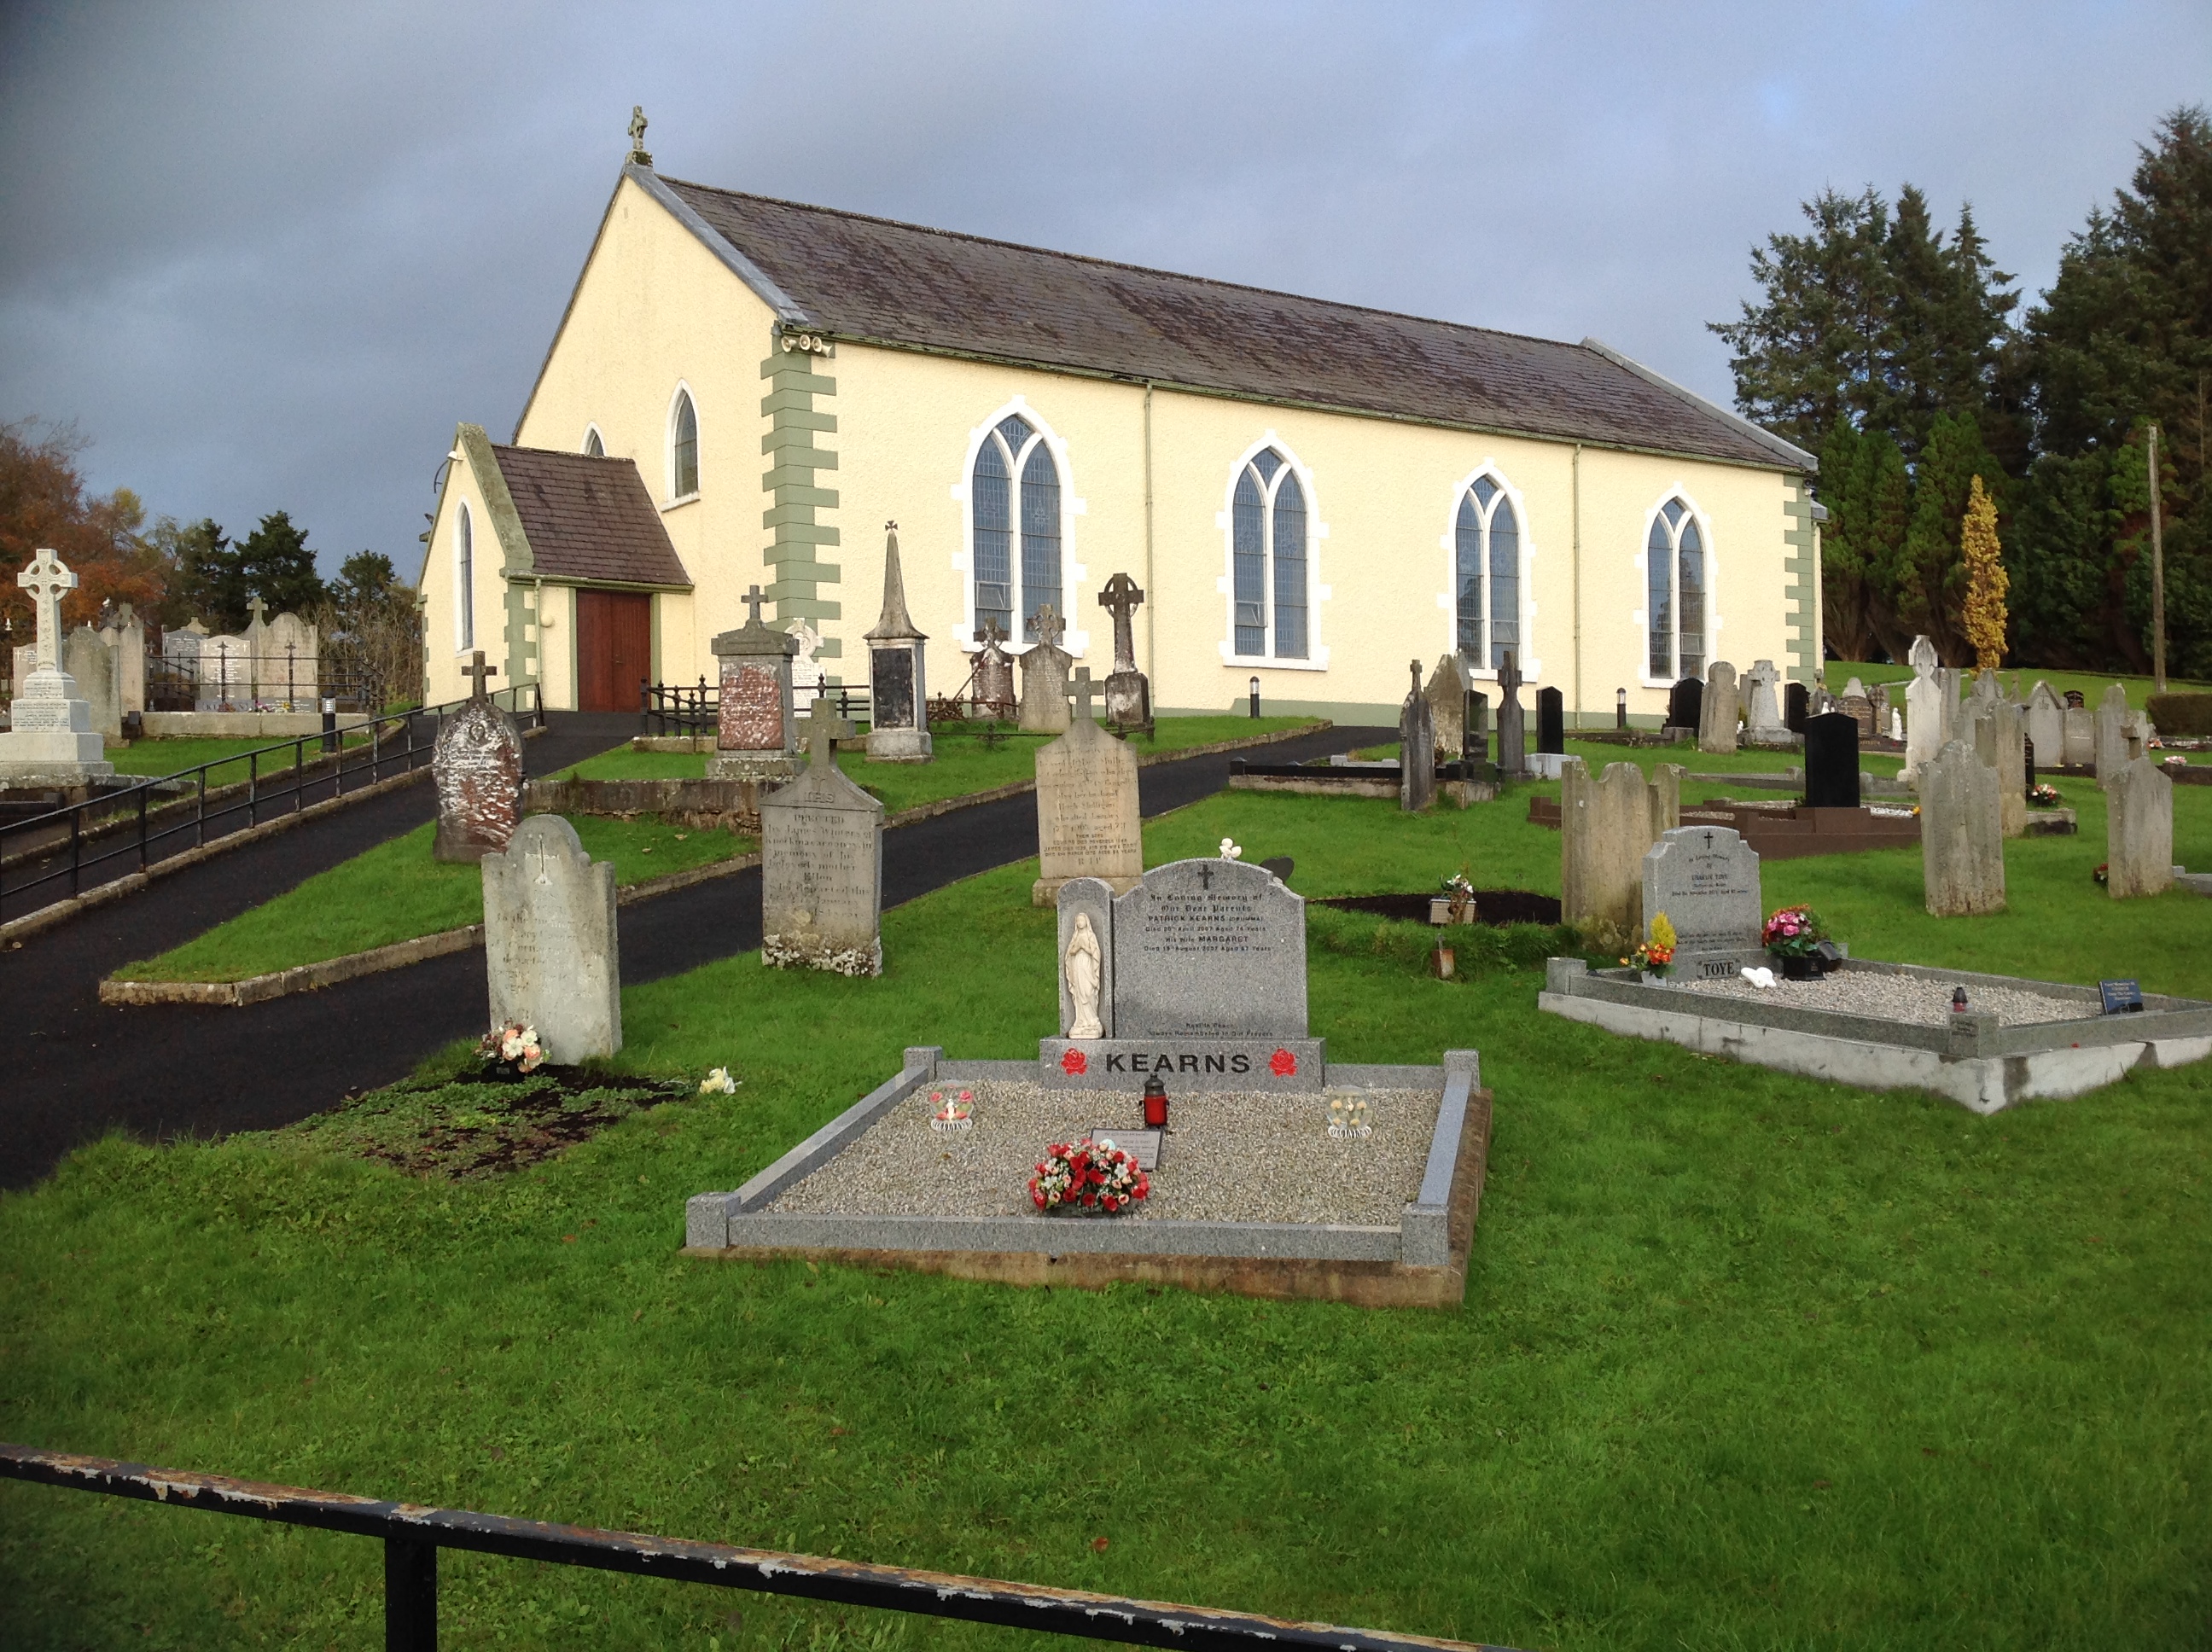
[1030, 1138, 1150, 1215]
[1761, 905, 1829, 961]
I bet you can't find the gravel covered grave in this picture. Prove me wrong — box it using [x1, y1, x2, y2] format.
[1681, 970, 2087, 1026]
[767, 1080, 1441, 1225]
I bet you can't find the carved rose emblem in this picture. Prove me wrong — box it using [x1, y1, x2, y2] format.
[1269, 1048, 1297, 1077]
[1061, 1048, 1088, 1076]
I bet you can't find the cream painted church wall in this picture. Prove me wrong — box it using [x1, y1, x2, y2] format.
[419, 450, 515, 706]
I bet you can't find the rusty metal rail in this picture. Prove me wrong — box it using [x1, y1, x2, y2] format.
[0, 1443, 1514, 1652]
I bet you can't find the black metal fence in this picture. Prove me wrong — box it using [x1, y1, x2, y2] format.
[0, 683, 544, 929]
[641, 675, 873, 739]
[0, 1443, 1511, 1652]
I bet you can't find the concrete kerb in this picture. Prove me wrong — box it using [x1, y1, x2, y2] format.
[682, 1046, 1489, 1306]
[1540, 957, 2212, 1112]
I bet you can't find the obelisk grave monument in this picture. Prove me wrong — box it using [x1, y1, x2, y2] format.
[0, 548, 114, 782]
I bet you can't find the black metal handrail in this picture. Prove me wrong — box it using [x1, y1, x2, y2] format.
[0, 683, 544, 928]
[0, 1444, 1514, 1652]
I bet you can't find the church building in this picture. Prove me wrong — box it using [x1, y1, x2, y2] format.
[419, 127, 1819, 724]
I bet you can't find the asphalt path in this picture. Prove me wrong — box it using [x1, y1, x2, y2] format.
[0, 719, 1379, 1190]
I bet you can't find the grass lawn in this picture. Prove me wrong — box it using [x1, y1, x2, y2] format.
[108, 733, 376, 787]
[114, 816, 757, 983]
[8, 783, 2211, 1648]
[1825, 659, 2211, 711]
[578, 715, 1324, 813]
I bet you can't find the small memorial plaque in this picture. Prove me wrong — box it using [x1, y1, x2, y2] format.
[2099, 979, 2144, 1015]
[1086, 1125, 1163, 1171]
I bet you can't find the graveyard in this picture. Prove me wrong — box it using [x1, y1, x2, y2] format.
[8, 639, 2212, 1648]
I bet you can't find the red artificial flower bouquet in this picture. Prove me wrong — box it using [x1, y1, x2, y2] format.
[1030, 1137, 1150, 1216]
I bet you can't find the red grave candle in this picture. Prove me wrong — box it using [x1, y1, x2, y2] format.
[1142, 1076, 1169, 1129]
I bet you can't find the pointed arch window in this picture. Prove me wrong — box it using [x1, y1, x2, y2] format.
[1232, 448, 1307, 659]
[970, 414, 1062, 642]
[1453, 475, 1520, 670]
[455, 503, 474, 651]
[1646, 497, 1705, 679]
[669, 390, 698, 498]
[583, 427, 604, 457]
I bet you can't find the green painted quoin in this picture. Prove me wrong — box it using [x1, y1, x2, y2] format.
[760, 327, 841, 660]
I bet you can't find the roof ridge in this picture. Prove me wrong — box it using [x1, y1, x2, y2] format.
[656, 174, 1598, 359]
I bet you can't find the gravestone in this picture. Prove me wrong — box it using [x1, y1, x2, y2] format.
[709, 585, 800, 781]
[1016, 603, 1073, 734]
[480, 814, 621, 1063]
[2061, 705, 2096, 767]
[1109, 858, 1307, 1038]
[1971, 696, 2028, 838]
[1784, 680, 1810, 734]
[1536, 686, 1565, 753]
[1561, 759, 1663, 949]
[61, 625, 120, 741]
[1641, 825, 1765, 977]
[1839, 685, 1875, 743]
[432, 652, 524, 862]
[1423, 654, 1469, 761]
[1494, 649, 1528, 777]
[11, 642, 33, 700]
[2104, 756, 2174, 899]
[788, 620, 824, 714]
[1743, 660, 1791, 744]
[1697, 660, 1741, 755]
[2064, 689, 2086, 708]
[761, 700, 885, 974]
[864, 522, 933, 762]
[0, 547, 112, 781]
[1802, 712, 1860, 808]
[1666, 676, 1703, 735]
[99, 602, 145, 715]
[2026, 682, 2064, 768]
[1097, 573, 1152, 730]
[1399, 660, 1436, 811]
[2093, 684, 2131, 783]
[1903, 635, 1946, 781]
[1920, 739, 2006, 916]
[262, 611, 319, 711]
[199, 634, 249, 710]
[970, 617, 1016, 715]
[1464, 689, 1489, 763]
[1033, 668, 1143, 905]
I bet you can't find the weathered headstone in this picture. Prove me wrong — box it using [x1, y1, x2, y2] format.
[788, 620, 824, 715]
[2026, 682, 2064, 768]
[2093, 683, 2132, 784]
[480, 814, 621, 1063]
[1016, 603, 1073, 734]
[62, 625, 120, 741]
[761, 700, 885, 974]
[1802, 712, 1860, 808]
[1033, 668, 1143, 905]
[970, 617, 1016, 716]
[1109, 858, 1307, 1038]
[1697, 660, 1741, 754]
[1494, 649, 1528, 777]
[1464, 689, 1490, 762]
[99, 602, 145, 715]
[1743, 660, 1790, 744]
[1920, 739, 2005, 916]
[1972, 695, 2028, 838]
[709, 585, 800, 781]
[2104, 756, 2174, 899]
[433, 652, 525, 862]
[1666, 676, 1703, 735]
[1536, 685, 1565, 753]
[0, 548, 112, 781]
[1641, 825, 1765, 977]
[1423, 654, 1469, 760]
[1903, 636, 1946, 782]
[1839, 689, 1875, 743]
[1562, 759, 1663, 950]
[864, 522, 933, 762]
[1097, 573, 1152, 730]
[2061, 704, 2096, 768]
[10, 642, 34, 701]
[1399, 660, 1436, 811]
[262, 611, 319, 711]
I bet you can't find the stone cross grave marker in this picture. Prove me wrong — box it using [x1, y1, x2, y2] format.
[462, 649, 498, 700]
[19, 548, 71, 668]
[1097, 573, 1152, 729]
[1016, 602, 1073, 734]
[2104, 755, 2174, 899]
[0, 548, 111, 781]
[760, 698, 885, 974]
[1802, 711, 1860, 808]
[1033, 666, 1143, 905]
[971, 616, 1016, 713]
[481, 815, 621, 1063]
[1495, 649, 1528, 777]
[1642, 825, 1765, 977]
[1743, 660, 1789, 741]
[1920, 738, 2006, 916]
[432, 658, 524, 862]
[1399, 659, 1436, 811]
[1698, 660, 1741, 754]
[710, 583, 801, 780]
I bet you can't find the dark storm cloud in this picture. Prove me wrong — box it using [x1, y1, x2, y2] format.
[3, 1, 2208, 574]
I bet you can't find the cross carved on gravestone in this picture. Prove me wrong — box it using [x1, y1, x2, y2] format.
[1068, 666, 1102, 723]
[801, 695, 856, 767]
[462, 650, 499, 701]
[530, 838, 557, 885]
[742, 585, 765, 626]
[16, 546, 75, 667]
[1030, 602, 1065, 647]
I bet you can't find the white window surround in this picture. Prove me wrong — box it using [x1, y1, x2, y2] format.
[1214, 432, 1330, 671]
[950, 395, 1090, 656]
[664, 381, 700, 505]
[1637, 485, 1721, 689]
[454, 500, 475, 654]
[583, 424, 606, 457]
[1435, 462, 1541, 682]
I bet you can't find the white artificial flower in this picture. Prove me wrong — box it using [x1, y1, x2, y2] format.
[1220, 838, 1243, 860]
[1740, 967, 1778, 990]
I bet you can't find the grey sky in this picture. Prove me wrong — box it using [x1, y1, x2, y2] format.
[3, 1, 2208, 579]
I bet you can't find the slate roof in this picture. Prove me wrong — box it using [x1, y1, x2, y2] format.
[490, 445, 692, 589]
[653, 172, 1810, 472]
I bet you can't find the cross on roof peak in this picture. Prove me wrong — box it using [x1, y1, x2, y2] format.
[1068, 666, 1101, 723]
[801, 694, 855, 767]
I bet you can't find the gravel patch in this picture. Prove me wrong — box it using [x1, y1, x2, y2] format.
[1680, 970, 2087, 1026]
[767, 1080, 1441, 1226]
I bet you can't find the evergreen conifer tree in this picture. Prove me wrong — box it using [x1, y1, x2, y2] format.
[1895, 412, 2002, 663]
[237, 511, 326, 617]
[1959, 474, 2008, 668]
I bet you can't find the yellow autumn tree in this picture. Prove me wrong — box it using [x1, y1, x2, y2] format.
[1959, 473, 2008, 670]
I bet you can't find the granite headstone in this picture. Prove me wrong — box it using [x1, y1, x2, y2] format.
[480, 814, 621, 1063]
[1642, 825, 1765, 977]
[1802, 712, 1860, 808]
[1033, 668, 1143, 905]
[761, 701, 885, 974]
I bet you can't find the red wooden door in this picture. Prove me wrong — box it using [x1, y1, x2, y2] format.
[575, 590, 652, 711]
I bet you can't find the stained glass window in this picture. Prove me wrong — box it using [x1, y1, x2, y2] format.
[1647, 499, 1705, 678]
[1454, 476, 1518, 669]
[1231, 448, 1308, 659]
[969, 415, 1062, 643]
